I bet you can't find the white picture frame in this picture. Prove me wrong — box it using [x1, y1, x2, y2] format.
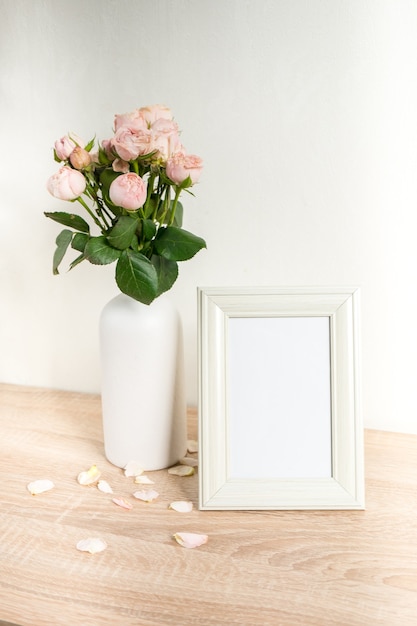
[197, 286, 364, 510]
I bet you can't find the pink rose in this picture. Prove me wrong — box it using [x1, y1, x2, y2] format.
[149, 119, 182, 162]
[54, 134, 85, 161]
[114, 110, 147, 132]
[138, 104, 173, 125]
[166, 152, 203, 185]
[112, 126, 151, 161]
[47, 166, 86, 200]
[109, 173, 147, 211]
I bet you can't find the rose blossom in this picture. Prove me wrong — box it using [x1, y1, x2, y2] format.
[54, 134, 85, 161]
[47, 166, 86, 201]
[109, 173, 147, 211]
[149, 118, 182, 162]
[138, 104, 173, 125]
[112, 126, 151, 161]
[69, 146, 92, 170]
[114, 110, 148, 132]
[166, 152, 203, 185]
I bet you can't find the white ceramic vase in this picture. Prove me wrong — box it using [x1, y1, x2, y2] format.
[99, 292, 187, 470]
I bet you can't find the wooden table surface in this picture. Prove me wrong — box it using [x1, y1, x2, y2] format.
[0, 383, 416, 626]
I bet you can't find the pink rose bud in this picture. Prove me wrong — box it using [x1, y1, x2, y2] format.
[109, 172, 147, 211]
[69, 146, 92, 170]
[47, 166, 87, 201]
[166, 153, 203, 185]
[54, 134, 84, 161]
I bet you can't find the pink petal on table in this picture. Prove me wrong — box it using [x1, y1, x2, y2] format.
[27, 479, 54, 495]
[173, 532, 208, 549]
[112, 497, 133, 510]
[76, 538, 107, 554]
[133, 489, 159, 503]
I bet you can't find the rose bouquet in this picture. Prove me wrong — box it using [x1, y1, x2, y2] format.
[45, 104, 206, 304]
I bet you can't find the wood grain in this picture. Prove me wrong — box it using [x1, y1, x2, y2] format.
[0, 383, 416, 626]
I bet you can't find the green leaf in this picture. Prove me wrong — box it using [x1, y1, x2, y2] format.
[142, 219, 157, 241]
[52, 229, 73, 275]
[71, 232, 89, 252]
[115, 249, 158, 305]
[151, 255, 178, 297]
[154, 226, 206, 261]
[107, 216, 139, 250]
[69, 253, 86, 270]
[84, 136, 95, 152]
[84, 236, 121, 265]
[178, 175, 193, 190]
[143, 195, 158, 219]
[98, 146, 112, 166]
[44, 211, 90, 233]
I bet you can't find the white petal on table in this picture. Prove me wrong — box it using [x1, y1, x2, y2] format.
[134, 475, 155, 485]
[77, 465, 101, 485]
[97, 480, 113, 494]
[124, 460, 144, 477]
[168, 465, 195, 477]
[187, 439, 198, 453]
[76, 537, 107, 554]
[133, 489, 159, 502]
[173, 532, 208, 548]
[169, 501, 193, 513]
[179, 457, 198, 467]
[27, 479, 54, 495]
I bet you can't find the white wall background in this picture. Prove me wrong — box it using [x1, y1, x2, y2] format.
[1, 0, 417, 434]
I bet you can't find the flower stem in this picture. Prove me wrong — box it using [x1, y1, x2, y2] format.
[144, 172, 156, 219]
[76, 196, 106, 232]
[169, 187, 182, 226]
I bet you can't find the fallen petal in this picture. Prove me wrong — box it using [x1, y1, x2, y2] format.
[112, 497, 133, 510]
[133, 489, 159, 503]
[134, 475, 155, 485]
[97, 480, 113, 494]
[77, 465, 101, 486]
[173, 532, 208, 549]
[124, 461, 144, 477]
[76, 538, 107, 554]
[187, 439, 198, 453]
[179, 457, 198, 467]
[27, 479, 54, 495]
[168, 465, 195, 477]
[169, 501, 193, 513]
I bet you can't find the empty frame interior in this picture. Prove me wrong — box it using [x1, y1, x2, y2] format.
[228, 316, 332, 480]
[198, 287, 364, 510]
